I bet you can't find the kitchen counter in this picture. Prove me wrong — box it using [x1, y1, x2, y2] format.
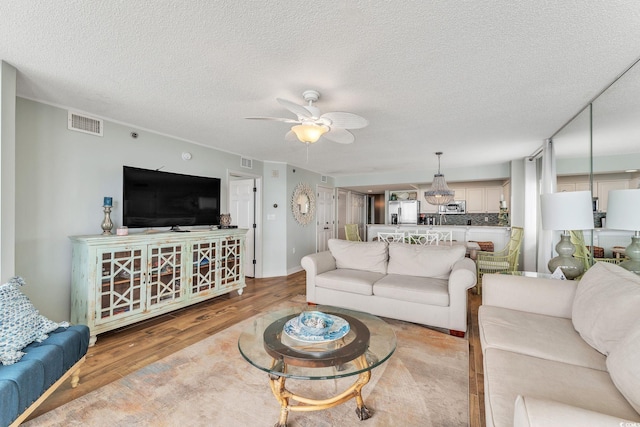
[366, 224, 511, 250]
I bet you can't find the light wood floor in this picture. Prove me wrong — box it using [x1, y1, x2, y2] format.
[28, 271, 485, 427]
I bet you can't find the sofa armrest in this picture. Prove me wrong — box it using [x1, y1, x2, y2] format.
[301, 251, 337, 303]
[514, 395, 638, 427]
[482, 274, 577, 318]
[449, 257, 477, 292]
[447, 257, 477, 332]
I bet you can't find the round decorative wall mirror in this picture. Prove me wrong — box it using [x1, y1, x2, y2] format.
[291, 183, 316, 225]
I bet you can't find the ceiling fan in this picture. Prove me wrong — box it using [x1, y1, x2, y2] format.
[246, 90, 368, 144]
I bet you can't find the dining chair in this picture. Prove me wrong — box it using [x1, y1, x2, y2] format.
[406, 232, 438, 245]
[475, 226, 524, 294]
[377, 232, 406, 243]
[434, 230, 453, 245]
[344, 224, 362, 241]
[570, 230, 621, 274]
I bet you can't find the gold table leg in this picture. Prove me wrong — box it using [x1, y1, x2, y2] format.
[268, 354, 372, 427]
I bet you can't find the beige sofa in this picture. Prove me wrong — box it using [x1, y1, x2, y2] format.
[479, 262, 640, 426]
[301, 239, 477, 336]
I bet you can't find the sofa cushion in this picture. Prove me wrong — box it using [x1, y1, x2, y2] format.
[0, 277, 64, 366]
[513, 395, 637, 427]
[327, 239, 388, 274]
[315, 269, 385, 296]
[479, 305, 606, 371]
[373, 274, 449, 306]
[607, 319, 640, 414]
[387, 242, 465, 279]
[484, 348, 640, 427]
[572, 262, 640, 355]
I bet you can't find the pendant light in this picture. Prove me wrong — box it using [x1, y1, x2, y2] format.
[424, 152, 455, 205]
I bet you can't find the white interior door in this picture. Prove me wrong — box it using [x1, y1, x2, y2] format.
[316, 186, 335, 252]
[337, 189, 348, 240]
[350, 192, 367, 238]
[229, 179, 256, 277]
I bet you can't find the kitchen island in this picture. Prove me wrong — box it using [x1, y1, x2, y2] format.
[366, 224, 511, 254]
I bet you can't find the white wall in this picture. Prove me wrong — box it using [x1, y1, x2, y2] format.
[1, 62, 17, 281]
[286, 165, 332, 274]
[14, 97, 272, 320]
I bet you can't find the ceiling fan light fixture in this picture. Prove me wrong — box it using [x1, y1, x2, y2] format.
[424, 152, 455, 205]
[291, 124, 328, 144]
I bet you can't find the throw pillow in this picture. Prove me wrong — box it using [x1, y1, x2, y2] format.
[572, 262, 640, 355]
[327, 239, 388, 274]
[0, 277, 65, 365]
[387, 242, 466, 279]
[607, 318, 640, 413]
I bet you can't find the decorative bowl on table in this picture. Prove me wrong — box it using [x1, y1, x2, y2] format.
[283, 311, 351, 343]
[298, 311, 334, 336]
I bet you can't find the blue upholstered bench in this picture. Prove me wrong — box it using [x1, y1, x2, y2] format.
[1, 277, 91, 426]
[0, 324, 89, 427]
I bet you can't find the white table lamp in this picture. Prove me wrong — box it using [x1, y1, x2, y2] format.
[540, 191, 594, 279]
[605, 189, 640, 274]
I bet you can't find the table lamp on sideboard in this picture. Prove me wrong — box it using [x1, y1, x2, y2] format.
[540, 191, 594, 280]
[605, 188, 640, 274]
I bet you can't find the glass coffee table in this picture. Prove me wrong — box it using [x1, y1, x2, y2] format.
[238, 305, 396, 427]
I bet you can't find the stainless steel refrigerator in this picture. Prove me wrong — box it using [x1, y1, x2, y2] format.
[388, 200, 419, 224]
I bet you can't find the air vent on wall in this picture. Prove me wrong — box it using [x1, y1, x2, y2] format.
[241, 157, 253, 169]
[321, 175, 328, 183]
[68, 111, 103, 136]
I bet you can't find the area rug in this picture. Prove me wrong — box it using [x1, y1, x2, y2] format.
[25, 302, 469, 426]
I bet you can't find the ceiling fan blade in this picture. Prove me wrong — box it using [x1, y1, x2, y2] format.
[320, 112, 368, 129]
[277, 98, 312, 119]
[245, 116, 300, 123]
[323, 128, 355, 144]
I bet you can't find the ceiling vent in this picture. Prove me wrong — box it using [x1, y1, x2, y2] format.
[68, 111, 103, 136]
[241, 157, 253, 169]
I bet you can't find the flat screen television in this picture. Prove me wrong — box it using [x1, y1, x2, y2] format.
[123, 166, 221, 228]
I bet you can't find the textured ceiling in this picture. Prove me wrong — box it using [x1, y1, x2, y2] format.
[2, 1, 640, 179]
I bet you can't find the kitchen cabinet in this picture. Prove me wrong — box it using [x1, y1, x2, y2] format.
[70, 229, 246, 345]
[557, 182, 591, 193]
[466, 186, 503, 213]
[448, 186, 466, 202]
[466, 188, 485, 213]
[597, 180, 629, 211]
[485, 187, 503, 212]
[557, 177, 629, 211]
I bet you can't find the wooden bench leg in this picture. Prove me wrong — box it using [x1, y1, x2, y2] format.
[70, 366, 82, 388]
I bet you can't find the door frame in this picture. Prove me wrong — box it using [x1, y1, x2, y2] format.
[316, 185, 336, 252]
[227, 169, 263, 278]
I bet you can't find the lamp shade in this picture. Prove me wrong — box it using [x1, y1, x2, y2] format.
[291, 124, 328, 144]
[605, 189, 640, 231]
[540, 191, 594, 231]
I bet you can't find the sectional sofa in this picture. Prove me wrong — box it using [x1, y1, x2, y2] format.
[301, 238, 477, 336]
[479, 262, 640, 426]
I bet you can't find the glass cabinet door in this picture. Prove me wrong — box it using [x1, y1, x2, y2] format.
[148, 243, 184, 307]
[191, 240, 219, 296]
[97, 247, 145, 323]
[220, 236, 243, 287]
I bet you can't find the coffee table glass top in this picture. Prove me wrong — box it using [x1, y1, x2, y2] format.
[238, 305, 396, 380]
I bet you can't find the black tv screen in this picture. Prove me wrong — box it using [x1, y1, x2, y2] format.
[123, 166, 221, 228]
